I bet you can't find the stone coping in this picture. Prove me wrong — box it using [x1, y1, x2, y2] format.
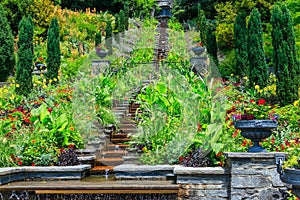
[174, 166, 229, 175]
[114, 164, 177, 172]
[224, 152, 287, 159]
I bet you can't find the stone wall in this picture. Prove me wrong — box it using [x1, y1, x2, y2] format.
[175, 167, 229, 200]
[175, 152, 288, 200]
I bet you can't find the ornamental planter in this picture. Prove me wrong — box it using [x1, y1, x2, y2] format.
[276, 155, 300, 198]
[192, 47, 205, 56]
[96, 49, 108, 59]
[234, 120, 278, 152]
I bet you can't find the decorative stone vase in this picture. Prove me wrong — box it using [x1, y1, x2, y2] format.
[234, 120, 278, 152]
[96, 49, 108, 59]
[192, 47, 205, 56]
[276, 155, 300, 198]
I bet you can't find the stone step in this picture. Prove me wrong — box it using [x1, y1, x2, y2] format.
[112, 133, 130, 138]
[119, 123, 137, 129]
[97, 158, 124, 166]
[101, 150, 127, 158]
[111, 138, 131, 144]
[106, 144, 130, 151]
[119, 128, 137, 134]
[91, 166, 114, 175]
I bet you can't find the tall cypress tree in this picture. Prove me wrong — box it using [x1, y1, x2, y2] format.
[119, 10, 126, 35]
[124, 1, 129, 31]
[199, 9, 207, 46]
[247, 8, 268, 88]
[45, 18, 61, 81]
[15, 16, 34, 95]
[105, 20, 113, 55]
[114, 14, 120, 43]
[0, 5, 15, 81]
[234, 12, 248, 76]
[206, 24, 218, 66]
[272, 5, 299, 105]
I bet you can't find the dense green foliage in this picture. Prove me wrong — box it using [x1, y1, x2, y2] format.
[234, 12, 248, 76]
[247, 9, 268, 88]
[15, 16, 34, 95]
[272, 5, 299, 105]
[0, 4, 15, 81]
[45, 18, 61, 81]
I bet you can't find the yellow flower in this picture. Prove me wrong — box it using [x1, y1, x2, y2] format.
[40, 73, 44, 77]
[230, 74, 234, 77]
[243, 76, 248, 80]
[254, 85, 260, 90]
[42, 85, 47, 89]
[294, 100, 299, 107]
[253, 108, 259, 112]
[49, 79, 53, 84]
[53, 78, 57, 82]
[3, 89, 8, 93]
[33, 83, 37, 87]
[15, 84, 20, 88]
[10, 94, 15, 100]
[244, 107, 251, 111]
[258, 89, 263, 94]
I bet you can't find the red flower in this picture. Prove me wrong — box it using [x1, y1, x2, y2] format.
[258, 99, 266, 105]
[216, 152, 223, 157]
[197, 123, 202, 131]
[24, 118, 31, 124]
[241, 140, 247, 146]
[18, 161, 23, 166]
[249, 99, 255, 104]
[47, 107, 53, 113]
[271, 137, 275, 144]
[232, 130, 239, 138]
[31, 163, 35, 166]
[280, 144, 285, 151]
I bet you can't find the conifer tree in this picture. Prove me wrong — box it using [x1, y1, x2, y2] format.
[247, 8, 268, 88]
[234, 12, 248, 76]
[0, 5, 15, 81]
[15, 16, 34, 95]
[45, 18, 61, 81]
[271, 5, 299, 105]
[95, 32, 102, 47]
[124, 1, 129, 30]
[114, 14, 120, 43]
[119, 10, 126, 35]
[105, 20, 113, 55]
[199, 9, 207, 46]
[206, 24, 218, 66]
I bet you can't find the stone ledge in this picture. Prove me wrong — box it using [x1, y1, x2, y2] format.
[225, 152, 287, 159]
[174, 166, 228, 175]
[0, 165, 91, 185]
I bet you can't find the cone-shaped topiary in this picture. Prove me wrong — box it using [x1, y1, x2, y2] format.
[247, 8, 268, 88]
[45, 18, 61, 81]
[15, 16, 34, 95]
[0, 4, 15, 81]
[234, 11, 248, 77]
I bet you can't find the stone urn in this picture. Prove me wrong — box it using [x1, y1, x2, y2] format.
[192, 46, 205, 56]
[234, 120, 278, 152]
[276, 155, 300, 198]
[96, 49, 108, 59]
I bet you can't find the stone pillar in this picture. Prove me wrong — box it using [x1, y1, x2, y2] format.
[225, 152, 287, 200]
